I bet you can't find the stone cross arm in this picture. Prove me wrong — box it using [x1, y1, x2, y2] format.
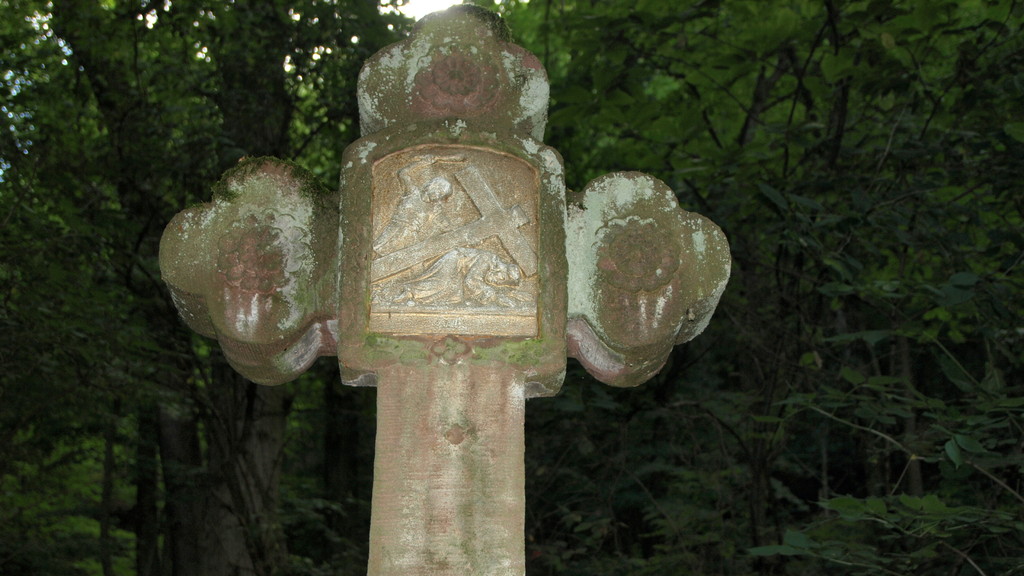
[159, 164, 729, 390]
[159, 159, 341, 385]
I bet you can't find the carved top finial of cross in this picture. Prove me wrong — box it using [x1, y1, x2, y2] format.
[160, 6, 730, 575]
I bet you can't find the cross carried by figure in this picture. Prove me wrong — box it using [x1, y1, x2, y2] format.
[371, 162, 536, 282]
[159, 7, 730, 576]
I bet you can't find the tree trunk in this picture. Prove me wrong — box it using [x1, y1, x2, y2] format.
[324, 373, 367, 557]
[158, 399, 204, 576]
[898, 335, 924, 496]
[99, 399, 120, 576]
[202, 363, 292, 576]
[136, 403, 162, 576]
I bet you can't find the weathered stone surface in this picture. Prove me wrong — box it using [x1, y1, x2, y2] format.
[566, 173, 731, 387]
[335, 130, 568, 397]
[158, 6, 730, 576]
[357, 8, 549, 141]
[337, 7, 568, 398]
[368, 363, 525, 575]
[159, 158, 339, 385]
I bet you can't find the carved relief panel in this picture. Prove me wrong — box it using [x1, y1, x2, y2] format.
[368, 145, 540, 337]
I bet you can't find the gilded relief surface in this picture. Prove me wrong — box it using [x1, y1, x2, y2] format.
[369, 145, 540, 336]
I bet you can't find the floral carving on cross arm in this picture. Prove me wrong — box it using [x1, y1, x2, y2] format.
[596, 219, 680, 292]
[216, 213, 307, 295]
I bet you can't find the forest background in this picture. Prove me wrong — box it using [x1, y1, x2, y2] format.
[2, 0, 1023, 574]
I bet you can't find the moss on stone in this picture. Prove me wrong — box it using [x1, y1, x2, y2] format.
[362, 333, 430, 365]
[474, 338, 548, 366]
[211, 156, 333, 203]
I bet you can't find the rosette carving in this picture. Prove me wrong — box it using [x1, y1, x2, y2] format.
[597, 219, 680, 292]
[217, 215, 289, 295]
[413, 51, 500, 117]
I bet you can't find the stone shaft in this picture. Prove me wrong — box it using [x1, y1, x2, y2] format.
[368, 363, 526, 576]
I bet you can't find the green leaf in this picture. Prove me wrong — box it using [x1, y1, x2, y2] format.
[936, 284, 974, 307]
[757, 182, 788, 213]
[880, 32, 897, 50]
[944, 439, 963, 468]
[899, 494, 952, 515]
[949, 271, 980, 287]
[799, 351, 822, 369]
[820, 51, 855, 83]
[821, 496, 867, 519]
[919, 494, 951, 515]
[865, 497, 888, 516]
[789, 194, 824, 212]
[898, 494, 921, 510]
[782, 528, 815, 549]
[938, 355, 975, 392]
[954, 434, 985, 454]
[1004, 122, 1024, 143]
[840, 366, 866, 385]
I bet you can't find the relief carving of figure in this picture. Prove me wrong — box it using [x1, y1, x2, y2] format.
[368, 146, 540, 335]
[377, 247, 529, 309]
[372, 154, 466, 256]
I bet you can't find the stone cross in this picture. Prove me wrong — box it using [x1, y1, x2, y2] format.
[159, 7, 730, 576]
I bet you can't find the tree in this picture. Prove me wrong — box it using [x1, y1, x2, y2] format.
[497, 0, 1024, 573]
[3, 0, 1022, 574]
[2, 1, 401, 574]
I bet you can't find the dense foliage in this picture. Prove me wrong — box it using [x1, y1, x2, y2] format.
[2, 1, 1022, 575]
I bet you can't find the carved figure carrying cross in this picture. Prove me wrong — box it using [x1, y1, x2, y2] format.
[371, 162, 536, 282]
[159, 7, 730, 576]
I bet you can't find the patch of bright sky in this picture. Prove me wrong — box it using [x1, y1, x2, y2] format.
[389, 0, 465, 21]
